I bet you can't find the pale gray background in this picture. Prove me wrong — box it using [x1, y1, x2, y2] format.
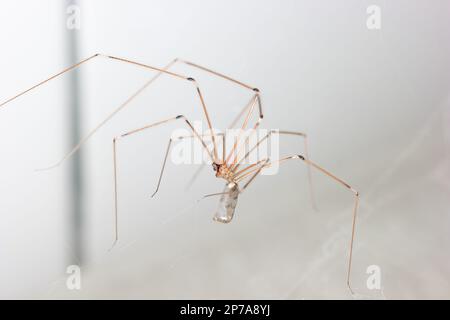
[0, 0, 449, 299]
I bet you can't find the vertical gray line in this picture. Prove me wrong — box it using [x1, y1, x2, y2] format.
[65, 0, 84, 265]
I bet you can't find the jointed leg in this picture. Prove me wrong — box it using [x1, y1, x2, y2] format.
[238, 154, 359, 294]
[298, 155, 359, 294]
[200, 191, 232, 200]
[185, 94, 263, 188]
[227, 95, 264, 167]
[240, 159, 270, 190]
[225, 94, 261, 165]
[178, 59, 256, 91]
[233, 158, 270, 182]
[279, 131, 316, 211]
[111, 115, 213, 246]
[151, 132, 225, 198]
[151, 138, 173, 198]
[232, 130, 317, 210]
[2, 54, 260, 167]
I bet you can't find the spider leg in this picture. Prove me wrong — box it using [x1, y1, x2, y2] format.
[200, 191, 231, 200]
[232, 130, 317, 211]
[109, 56, 264, 162]
[185, 93, 263, 189]
[225, 94, 261, 165]
[151, 138, 173, 198]
[233, 158, 269, 181]
[3, 54, 179, 170]
[0, 54, 225, 166]
[239, 159, 270, 190]
[0, 54, 99, 108]
[151, 132, 224, 198]
[111, 114, 212, 247]
[172, 58, 264, 173]
[1, 53, 265, 175]
[237, 154, 359, 295]
[178, 59, 255, 91]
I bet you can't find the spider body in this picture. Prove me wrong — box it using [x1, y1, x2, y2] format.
[214, 182, 240, 223]
[0, 53, 360, 294]
[213, 162, 235, 183]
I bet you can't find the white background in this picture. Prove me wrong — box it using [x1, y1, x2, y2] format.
[0, 0, 449, 299]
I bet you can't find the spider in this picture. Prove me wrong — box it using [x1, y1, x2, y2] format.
[0, 53, 360, 294]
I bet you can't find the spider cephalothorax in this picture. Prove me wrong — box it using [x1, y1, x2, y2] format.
[212, 162, 235, 182]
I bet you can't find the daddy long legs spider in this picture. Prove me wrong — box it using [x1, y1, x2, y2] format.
[0, 53, 360, 294]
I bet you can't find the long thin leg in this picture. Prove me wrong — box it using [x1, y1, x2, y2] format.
[105, 56, 263, 165]
[225, 94, 264, 167]
[233, 158, 269, 181]
[194, 189, 232, 208]
[241, 159, 270, 190]
[185, 94, 263, 189]
[232, 130, 317, 210]
[0, 54, 233, 165]
[111, 114, 212, 246]
[200, 191, 231, 200]
[299, 155, 359, 295]
[151, 138, 173, 198]
[178, 59, 256, 91]
[0, 54, 99, 108]
[107, 55, 265, 162]
[225, 94, 259, 165]
[151, 132, 225, 198]
[4, 55, 178, 170]
[174, 58, 263, 164]
[238, 154, 359, 294]
[112, 135, 119, 248]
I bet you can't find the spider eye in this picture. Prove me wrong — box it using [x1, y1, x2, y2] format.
[212, 163, 219, 171]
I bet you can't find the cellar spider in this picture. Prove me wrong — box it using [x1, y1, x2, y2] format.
[0, 53, 360, 294]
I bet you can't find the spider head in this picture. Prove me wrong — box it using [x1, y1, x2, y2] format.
[212, 162, 220, 172]
[213, 162, 233, 180]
